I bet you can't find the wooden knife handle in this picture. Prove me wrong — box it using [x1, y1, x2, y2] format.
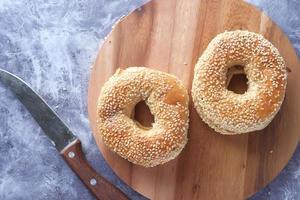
[60, 139, 129, 200]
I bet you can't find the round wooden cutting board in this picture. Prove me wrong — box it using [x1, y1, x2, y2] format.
[88, 0, 300, 199]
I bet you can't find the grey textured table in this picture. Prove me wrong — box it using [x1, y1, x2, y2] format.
[0, 0, 299, 199]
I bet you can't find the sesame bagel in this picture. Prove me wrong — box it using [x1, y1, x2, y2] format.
[192, 30, 287, 135]
[96, 67, 189, 167]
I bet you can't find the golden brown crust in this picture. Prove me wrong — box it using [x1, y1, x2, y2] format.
[96, 67, 189, 167]
[192, 30, 287, 135]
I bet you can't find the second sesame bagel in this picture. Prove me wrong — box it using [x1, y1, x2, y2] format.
[96, 67, 189, 167]
[192, 30, 287, 135]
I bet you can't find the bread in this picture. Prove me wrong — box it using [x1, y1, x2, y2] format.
[192, 30, 287, 134]
[96, 67, 189, 167]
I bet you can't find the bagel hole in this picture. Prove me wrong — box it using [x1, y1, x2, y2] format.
[226, 65, 248, 94]
[133, 101, 154, 129]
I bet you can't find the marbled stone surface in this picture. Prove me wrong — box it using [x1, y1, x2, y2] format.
[0, 0, 299, 199]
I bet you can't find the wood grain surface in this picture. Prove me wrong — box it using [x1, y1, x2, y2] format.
[87, 0, 300, 199]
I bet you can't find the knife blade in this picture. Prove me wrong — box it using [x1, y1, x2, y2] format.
[0, 69, 76, 151]
[0, 69, 129, 200]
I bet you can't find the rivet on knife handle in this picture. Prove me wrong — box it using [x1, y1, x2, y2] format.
[60, 139, 129, 200]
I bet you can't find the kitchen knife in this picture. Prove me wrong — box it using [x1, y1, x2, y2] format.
[0, 69, 129, 200]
